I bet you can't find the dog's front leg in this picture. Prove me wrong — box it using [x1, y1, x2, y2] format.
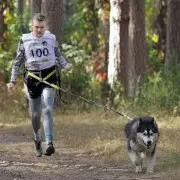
[146, 151, 156, 173]
[128, 151, 143, 173]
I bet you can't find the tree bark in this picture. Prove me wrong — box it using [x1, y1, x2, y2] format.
[108, 0, 129, 91]
[31, 0, 42, 18]
[17, 0, 23, 15]
[17, 0, 24, 33]
[165, 0, 180, 64]
[118, 0, 129, 96]
[41, 0, 63, 43]
[127, 0, 147, 98]
[41, 0, 64, 106]
[0, 2, 6, 43]
[155, 0, 167, 62]
[108, 0, 121, 87]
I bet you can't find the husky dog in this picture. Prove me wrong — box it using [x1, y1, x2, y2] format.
[124, 116, 159, 173]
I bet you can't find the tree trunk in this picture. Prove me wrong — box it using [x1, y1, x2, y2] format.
[127, 0, 147, 98]
[31, 0, 42, 17]
[0, 2, 6, 43]
[118, 0, 129, 96]
[41, 0, 64, 106]
[17, 0, 24, 33]
[165, 0, 180, 64]
[155, 0, 167, 62]
[108, 0, 121, 87]
[17, 0, 23, 15]
[108, 0, 129, 91]
[41, 0, 63, 43]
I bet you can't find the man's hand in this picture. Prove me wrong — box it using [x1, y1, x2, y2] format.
[61, 62, 72, 72]
[6, 82, 15, 93]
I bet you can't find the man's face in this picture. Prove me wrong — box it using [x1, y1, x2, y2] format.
[32, 20, 46, 38]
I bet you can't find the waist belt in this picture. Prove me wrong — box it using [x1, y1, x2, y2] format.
[27, 69, 56, 83]
[27, 68, 64, 91]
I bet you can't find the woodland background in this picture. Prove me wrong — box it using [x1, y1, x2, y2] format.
[0, 0, 180, 117]
[0, 1, 180, 178]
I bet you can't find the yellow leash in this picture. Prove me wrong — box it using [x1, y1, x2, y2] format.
[27, 69, 67, 93]
[27, 70, 132, 119]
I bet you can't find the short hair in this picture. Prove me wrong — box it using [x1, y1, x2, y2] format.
[33, 13, 46, 22]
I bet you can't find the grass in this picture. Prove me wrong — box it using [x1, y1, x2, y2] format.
[53, 111, 180, 166]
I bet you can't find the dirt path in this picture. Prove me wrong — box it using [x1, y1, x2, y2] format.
[0, 128, 178, 180]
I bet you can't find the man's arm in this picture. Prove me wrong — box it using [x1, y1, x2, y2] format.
[54, 41, 67, 67]
[10, 39, 25, 83]
[54, 41, 72, 71]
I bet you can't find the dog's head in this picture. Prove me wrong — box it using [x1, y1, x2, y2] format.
[136, 116, 159, 149]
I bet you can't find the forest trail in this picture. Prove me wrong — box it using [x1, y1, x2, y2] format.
[0, 126, 179, 180]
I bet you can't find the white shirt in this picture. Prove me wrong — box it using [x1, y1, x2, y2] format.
[22, 31, 56, 70]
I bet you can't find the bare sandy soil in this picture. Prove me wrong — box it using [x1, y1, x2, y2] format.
[0, 126, 179, 180]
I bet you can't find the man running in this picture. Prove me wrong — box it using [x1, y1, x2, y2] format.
[7, 13, 72, 157]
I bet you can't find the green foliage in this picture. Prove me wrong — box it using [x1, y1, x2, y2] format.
[133, 60, 180, 115]
[1, 0, 180, 118]
[145, 0, 159, 34]
[63, 0, 99, 54]
[61, 44, 101, 102]
[146, 0, 165, 73]
[143, 2, 179, 115]
[0, 2, 31, 81]
[0, 1, 16, 80]
[0, 14, 24, 81]
[22, 4, 31, 33]
[0, 51, 14, 82]
[146, 33, 164, 72]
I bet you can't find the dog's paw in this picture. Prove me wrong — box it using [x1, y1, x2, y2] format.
[135, 166, 143, 173]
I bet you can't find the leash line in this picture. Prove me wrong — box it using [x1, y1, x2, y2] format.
[27, 71, 132, 120]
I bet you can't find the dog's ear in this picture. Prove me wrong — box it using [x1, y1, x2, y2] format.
[151, 117, 158, 128]
[151, 117, 155, 123]
[136, 118, 142, 128]
[139, 118, 142, 124]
